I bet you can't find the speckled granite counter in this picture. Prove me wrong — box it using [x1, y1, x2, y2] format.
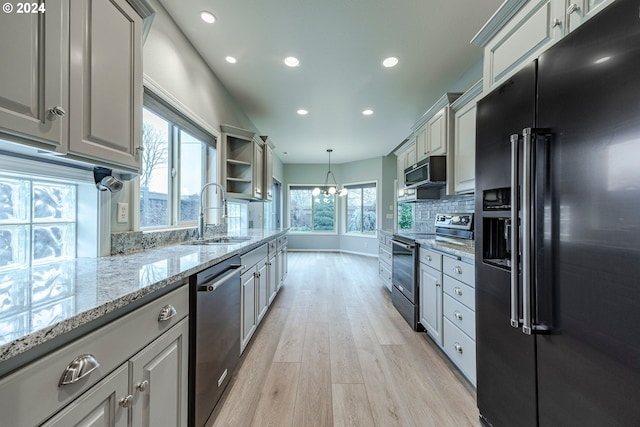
[0, 228, 287, 374]
[415, 237, 475, 261]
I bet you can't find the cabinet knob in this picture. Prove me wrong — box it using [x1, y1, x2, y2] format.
[453, 266, 463, 275]
[136, 145, 145, 152]
[158, 304, 177, 322]
[454, 342, 463, 354]
[47, 106, 66, 121]
[136, 380, 149, 392]
[436, 282, 441, 288]
[551, 18, 562, 28]
[119, 394, 134, 408]
[454, 287, 463, 296]
[59, 354, 100, 387]
[567, 3, 580, 14]
[427, 255, 432, 262]
[454, 310, 463, 321]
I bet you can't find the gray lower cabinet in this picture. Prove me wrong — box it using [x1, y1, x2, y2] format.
[241, 267, 257, 352]
[0, 285, 189, 427]
[256, 257, 268, 325]
[419, 247, 444, 346]
[378, 232, 392, 292]
[44, 318, 189, 427]
[267, 240, 278, 305]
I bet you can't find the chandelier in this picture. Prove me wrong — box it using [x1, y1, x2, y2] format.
[312, 149, 348, 197]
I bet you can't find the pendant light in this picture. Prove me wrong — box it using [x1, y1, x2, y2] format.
[312, 149, 348, 197]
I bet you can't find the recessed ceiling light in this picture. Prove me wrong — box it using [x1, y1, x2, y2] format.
[225, 56, 237, 64]
[200, 11, 216, 24]
[297, 109, 308, 115]
[382, 57, 399, 67]
[284, 56, 300, 67]
[362, 109, 374, 116]
[594, 56, 610, 64]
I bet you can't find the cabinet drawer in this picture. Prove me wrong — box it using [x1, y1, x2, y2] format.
[379, 261, 392, 284]
[443, 275, 475, 310]
[0, 285, 189, 427]
[442, 256, 474, 286]
[379, 245, 392, 265]
[277, 234, 288, 249]
[419, 247, 442, 270]
[443, 318, 476, 385]
[268, 238, 277, 255]
[444, 294, 475, 340]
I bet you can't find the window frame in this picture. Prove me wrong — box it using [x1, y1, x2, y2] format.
[287, 184, 338, 235]
[343, 181, 378, 236]
[139, 88, 217, 231]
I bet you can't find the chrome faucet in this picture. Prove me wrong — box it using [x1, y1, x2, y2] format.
[198, 182, 228, 240]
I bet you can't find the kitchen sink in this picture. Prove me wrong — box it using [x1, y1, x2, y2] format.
[185, 236, 253, 245]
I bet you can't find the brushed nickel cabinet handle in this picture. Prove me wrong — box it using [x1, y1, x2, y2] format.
[119, 394, 134, 408]
[59, 354, 100, 387]
[454, 287, 463, 296]
[567, 3, 580, 14]
[158, 304, 177, 322]
[454, 310, 463, 321]
[454, 342, 463, 354]
[47, 106, 66, 121]
[454, 266, 463, 275]
[136, 380, 149, 392]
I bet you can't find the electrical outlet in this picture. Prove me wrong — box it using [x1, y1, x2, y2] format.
[117, 202, 128, 223]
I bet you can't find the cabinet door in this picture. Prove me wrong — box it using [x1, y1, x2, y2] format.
[129, 319, 189, 427]
[426, 109, 447, 156]
[42, 364, 129, 427]
[419, 264, 443, 346]
[453, 100, 478, 194]
[256, 259, 268, 324]
[253, 142, 264, 200]
[68, 0, 142, 171]
[415, 126, 428, 161]
[0, 2, 67, 150]
[264, 145, 274, 200]
[277, 249, 284, 291]
[282, 246, 288, 282]
[268, 254, 277, 304]
[241, 268, 257, 352]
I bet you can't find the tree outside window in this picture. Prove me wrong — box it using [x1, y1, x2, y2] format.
[346, 183, 376, 233]
[289, 186, 335, 232]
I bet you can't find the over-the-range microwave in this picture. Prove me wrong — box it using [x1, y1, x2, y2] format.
[404, 155, 446, 188]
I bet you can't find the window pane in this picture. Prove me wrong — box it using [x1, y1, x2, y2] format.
[140, 108, 170, 228]
[179, 130, 203, 222]
[0, 178, 29, 223]
[362, 187, 377, 232]
[399, 202, 413, 230]
[313, 195, 335, 231]
[33, 182, 75, 222]
[346, 184, 376, 234]
[227, 202, 247, 234]
[290, 189, 312, 231]
[347, 189, 362, 232]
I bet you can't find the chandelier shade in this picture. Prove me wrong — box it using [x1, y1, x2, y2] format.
[313, 149, 348, 197]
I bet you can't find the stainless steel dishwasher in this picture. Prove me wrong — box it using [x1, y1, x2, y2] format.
[189, 254, 242, 427]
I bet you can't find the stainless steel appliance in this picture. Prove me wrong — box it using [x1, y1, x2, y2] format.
[392, 213, 473, 330]
[404, 155, 446, 188]
[189, 255, 242, 427]
[475, 1, 640, 425]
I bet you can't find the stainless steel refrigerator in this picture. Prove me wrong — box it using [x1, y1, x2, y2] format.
[475, 0, 640, 425]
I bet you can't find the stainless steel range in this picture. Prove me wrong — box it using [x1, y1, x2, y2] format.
[391, 213, 473, 330]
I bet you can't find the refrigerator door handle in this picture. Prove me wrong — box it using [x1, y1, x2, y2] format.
[521, 128, 533, 335]
[510, 133, 520, 328]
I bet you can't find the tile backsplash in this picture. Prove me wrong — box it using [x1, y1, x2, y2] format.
[111, 223, 227, 255]
[412, 194, 475, 233]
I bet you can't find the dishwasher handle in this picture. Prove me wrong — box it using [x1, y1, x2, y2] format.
[198, 265, 241, 292]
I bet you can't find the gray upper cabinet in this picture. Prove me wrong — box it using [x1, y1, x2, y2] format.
[0, 1, 69, 151]
[67, 0, 144, 173]
[260, 136, 274, 201]
[221, 124, 267, 201]
[412, 93, 460, 163]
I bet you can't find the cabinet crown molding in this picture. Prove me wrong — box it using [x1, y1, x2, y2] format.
[471, 0, 529, 47]
[451, 80, 483, 111]
[220, 124, 256, 140]
[412, 92, 462, 132]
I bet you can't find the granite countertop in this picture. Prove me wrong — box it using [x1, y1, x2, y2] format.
[0, 228, 287, 371]
[416, 237, 475, 261]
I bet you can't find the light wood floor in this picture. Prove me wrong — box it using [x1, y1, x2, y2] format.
[210, 252, 480, 427]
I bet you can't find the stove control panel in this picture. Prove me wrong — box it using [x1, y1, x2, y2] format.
[435, 213, 474, 230]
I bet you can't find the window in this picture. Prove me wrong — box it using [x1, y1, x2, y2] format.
[140, 91, 216, 229]
[0, 176, 76, 270]
[398, 202, 413, 230]
[289, 186, 335, 232]
[227, 202, 248, 234]
[345, 182, 377, 234]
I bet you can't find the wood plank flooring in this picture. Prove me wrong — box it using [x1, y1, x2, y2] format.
[210, 252, 479, 427]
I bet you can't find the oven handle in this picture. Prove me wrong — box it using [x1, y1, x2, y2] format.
[391, 239, 415, 250]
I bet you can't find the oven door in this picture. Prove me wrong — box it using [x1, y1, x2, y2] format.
[391, 238, 416, 303]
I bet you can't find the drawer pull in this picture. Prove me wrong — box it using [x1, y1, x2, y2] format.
[427, 255, 432, 262]
[454, 287, 463, 296]
[436, 282, 441, 288]
[158, 304, 177, 322]
[59, 354, 100, 387]
[551, 18, 562, 28]
[454, 310, 463, 321]
[119, 394, 134, 408]
[136, 380, 149, 392]
[453, 266, 463, 275]
[454, 342, 463, 354]
[567, 3, 580, 14]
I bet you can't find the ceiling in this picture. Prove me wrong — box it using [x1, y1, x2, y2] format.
[157, 0, 503, 164]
